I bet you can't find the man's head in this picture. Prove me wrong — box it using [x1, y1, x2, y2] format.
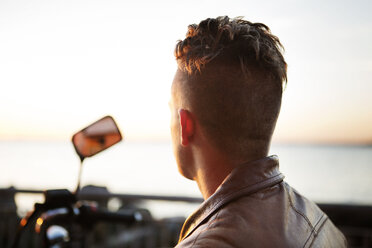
[171, 16, 287, 175]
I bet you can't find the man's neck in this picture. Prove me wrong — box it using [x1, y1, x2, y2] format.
[189, 130, 270, 200]
[193, 149, 269, 200]
[194, 154, 235, 200]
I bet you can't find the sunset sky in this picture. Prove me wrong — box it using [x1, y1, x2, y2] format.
[1, 0, 371, 144]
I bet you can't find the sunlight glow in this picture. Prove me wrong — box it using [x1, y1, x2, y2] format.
[1, 0, 371, 144]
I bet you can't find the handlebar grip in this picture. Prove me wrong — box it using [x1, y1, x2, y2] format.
[79, 205, 143, 225]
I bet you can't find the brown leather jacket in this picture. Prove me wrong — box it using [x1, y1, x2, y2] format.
[176, 156, 347, 247]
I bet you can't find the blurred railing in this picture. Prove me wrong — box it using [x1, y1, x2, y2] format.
[1, 187, 372, 247]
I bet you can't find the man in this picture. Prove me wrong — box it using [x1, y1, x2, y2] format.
[169, 16, 346, 247]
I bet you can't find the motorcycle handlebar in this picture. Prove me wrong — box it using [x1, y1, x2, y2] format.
[12, 190, 149, 248]
[78, 204, 144, 225]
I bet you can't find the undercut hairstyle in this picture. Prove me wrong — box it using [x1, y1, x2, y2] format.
[174, 16, 287, 159]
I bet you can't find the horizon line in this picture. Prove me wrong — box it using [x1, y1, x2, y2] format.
[0, 137, 371, 147]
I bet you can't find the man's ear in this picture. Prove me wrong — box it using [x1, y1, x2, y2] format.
[178, 109, 194, 146]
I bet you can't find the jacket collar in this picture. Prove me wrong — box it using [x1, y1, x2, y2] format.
[179, 155, 285, 242]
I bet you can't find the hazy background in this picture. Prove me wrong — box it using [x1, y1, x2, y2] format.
[0, 0, 371, 215]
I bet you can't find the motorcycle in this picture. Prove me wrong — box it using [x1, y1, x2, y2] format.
[8, 116, 196, 248]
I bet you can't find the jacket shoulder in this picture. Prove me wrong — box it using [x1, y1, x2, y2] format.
[285, 183, 347, 247]
[177, 182, 347, 247]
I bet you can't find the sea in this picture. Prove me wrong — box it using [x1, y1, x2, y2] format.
[0, 141, 371, 219]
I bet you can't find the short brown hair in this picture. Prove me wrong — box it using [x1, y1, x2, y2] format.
[174, 16, 287, 159]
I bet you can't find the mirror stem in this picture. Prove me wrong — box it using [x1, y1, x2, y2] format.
[75, 159, 84, 194]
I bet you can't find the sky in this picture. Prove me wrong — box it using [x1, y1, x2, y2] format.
[0, 0, 371, 144]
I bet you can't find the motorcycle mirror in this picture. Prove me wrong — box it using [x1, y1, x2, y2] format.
[72, 116, 122, 162]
